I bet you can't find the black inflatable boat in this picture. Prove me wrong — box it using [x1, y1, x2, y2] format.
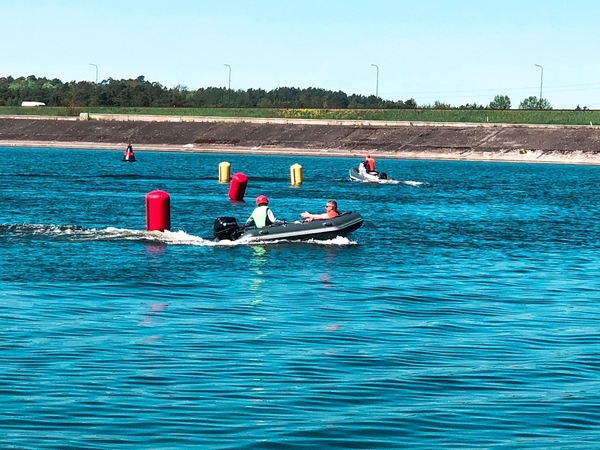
[214, 211, 363, 243]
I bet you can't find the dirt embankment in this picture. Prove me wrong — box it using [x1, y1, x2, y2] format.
[1, 115, 600, 164]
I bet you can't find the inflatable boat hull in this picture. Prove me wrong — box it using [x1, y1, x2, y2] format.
[214, 211, 363, 242]
[349, 167, 398, 184]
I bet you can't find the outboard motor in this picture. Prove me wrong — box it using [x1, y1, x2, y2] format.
[214, 216, 243, 241]
[378, 172, 388, 180]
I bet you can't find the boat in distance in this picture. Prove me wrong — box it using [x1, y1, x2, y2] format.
[214, 211, 363, 243]
[349, 166, 399, 184]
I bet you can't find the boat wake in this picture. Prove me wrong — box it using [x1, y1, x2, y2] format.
[0, 223, 357, 247]
[339, 177, 429, 187]
[367, 179, 401, 185]
[401, 180, 431, 187]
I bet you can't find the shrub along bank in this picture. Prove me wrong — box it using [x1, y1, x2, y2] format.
[1, 106, 600, 126]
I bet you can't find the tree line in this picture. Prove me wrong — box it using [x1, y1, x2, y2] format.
[0, 75, 555, 110]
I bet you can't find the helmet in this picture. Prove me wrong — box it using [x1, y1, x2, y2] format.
[366, 154, 371, 158]
[255, 195, 269, 205]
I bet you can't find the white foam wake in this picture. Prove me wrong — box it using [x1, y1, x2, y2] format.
[2, 223, 357, 247]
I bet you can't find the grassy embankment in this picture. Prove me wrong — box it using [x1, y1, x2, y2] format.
[1, 106, 600, 126]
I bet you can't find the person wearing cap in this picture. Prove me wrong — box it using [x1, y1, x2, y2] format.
[301, 200, 340, 222]
[246, 195, 277, 229]
[364, 154, 375, 172]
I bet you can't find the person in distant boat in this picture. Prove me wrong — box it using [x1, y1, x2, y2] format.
[122, 143, 136, 162]
[301, 200, 339, 222]
[358, 161, 369, 176]
[364, 154, 375, 172]
[246, 195, 277, 229]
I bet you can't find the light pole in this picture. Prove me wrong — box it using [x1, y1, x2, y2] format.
[371, 64, 379, 98]
[534, 64, 543, 108]
[224, 64, 231, 90]
[90, 63, 98, 83]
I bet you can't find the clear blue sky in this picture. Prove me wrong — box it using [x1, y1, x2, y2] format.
[4, 0, 600, 109]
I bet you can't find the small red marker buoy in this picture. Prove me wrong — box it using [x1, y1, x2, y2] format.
[228, 172, 248, 201]
[122, 144, 136, 162]
[146, 190, 170, 231]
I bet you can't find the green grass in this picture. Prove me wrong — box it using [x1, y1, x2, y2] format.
[2, 106, 600, 126]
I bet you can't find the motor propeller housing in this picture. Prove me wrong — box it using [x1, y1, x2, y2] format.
[213, 216, 243, 241]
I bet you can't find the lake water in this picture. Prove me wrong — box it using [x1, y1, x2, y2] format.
[2, 147, 599, 449]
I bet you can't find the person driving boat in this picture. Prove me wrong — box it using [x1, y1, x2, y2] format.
[364, 154, 375, 172]
[246, 195, 277, 228]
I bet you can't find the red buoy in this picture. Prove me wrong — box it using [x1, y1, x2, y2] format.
[228, 172, 248, 201]
[146, 190, 170, 231]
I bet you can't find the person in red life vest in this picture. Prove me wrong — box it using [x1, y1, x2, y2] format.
[246, 195, 277, 229]
[364, 154, 375, 172]
[122, 143, 136, 161]
[301, 200, 340, 222]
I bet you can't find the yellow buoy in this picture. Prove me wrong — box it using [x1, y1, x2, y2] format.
[290, 163, 303, 186]
[218, 161, 231, 183]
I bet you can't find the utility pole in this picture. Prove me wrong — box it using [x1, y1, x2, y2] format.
[90, 63, 98, 83]
[224, 64, 231, 89]
[370, 64, 379, 98]
[534, 64, 543, 108]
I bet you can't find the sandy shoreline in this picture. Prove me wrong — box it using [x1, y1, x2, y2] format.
[1, 115, 600, 165]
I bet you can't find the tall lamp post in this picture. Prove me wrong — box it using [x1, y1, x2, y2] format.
[534, 64, 543, 108]
[224, 64, 231, 90]
[89, 63, 98, 83]
[370, 64, 379, 98]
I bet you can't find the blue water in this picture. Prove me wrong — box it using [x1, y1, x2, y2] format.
[2, 147, 600, 449]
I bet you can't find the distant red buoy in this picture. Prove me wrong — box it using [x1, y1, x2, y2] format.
[122, 144, 136, 162]
[228, 172, 248, 201]
[146, 190, 170, 231]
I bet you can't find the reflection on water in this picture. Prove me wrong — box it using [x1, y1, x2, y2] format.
[249, 245, 268, 295]
[319, 245, 340, 287]
[144, 243, 167, 256]
[250, 244, 268, 269]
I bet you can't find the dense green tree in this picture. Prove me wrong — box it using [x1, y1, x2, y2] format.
[519, 96, 538, 109]
[488, 95, 511, 109]
[0, 75, 417, 109]
[404, 98, 417, 109]
[519, 96, 552, 110]
[0, 74, 568, 111]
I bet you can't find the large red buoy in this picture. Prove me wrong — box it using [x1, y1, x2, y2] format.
[228, 172, 248, 201]
[146, 190, 170, 231]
